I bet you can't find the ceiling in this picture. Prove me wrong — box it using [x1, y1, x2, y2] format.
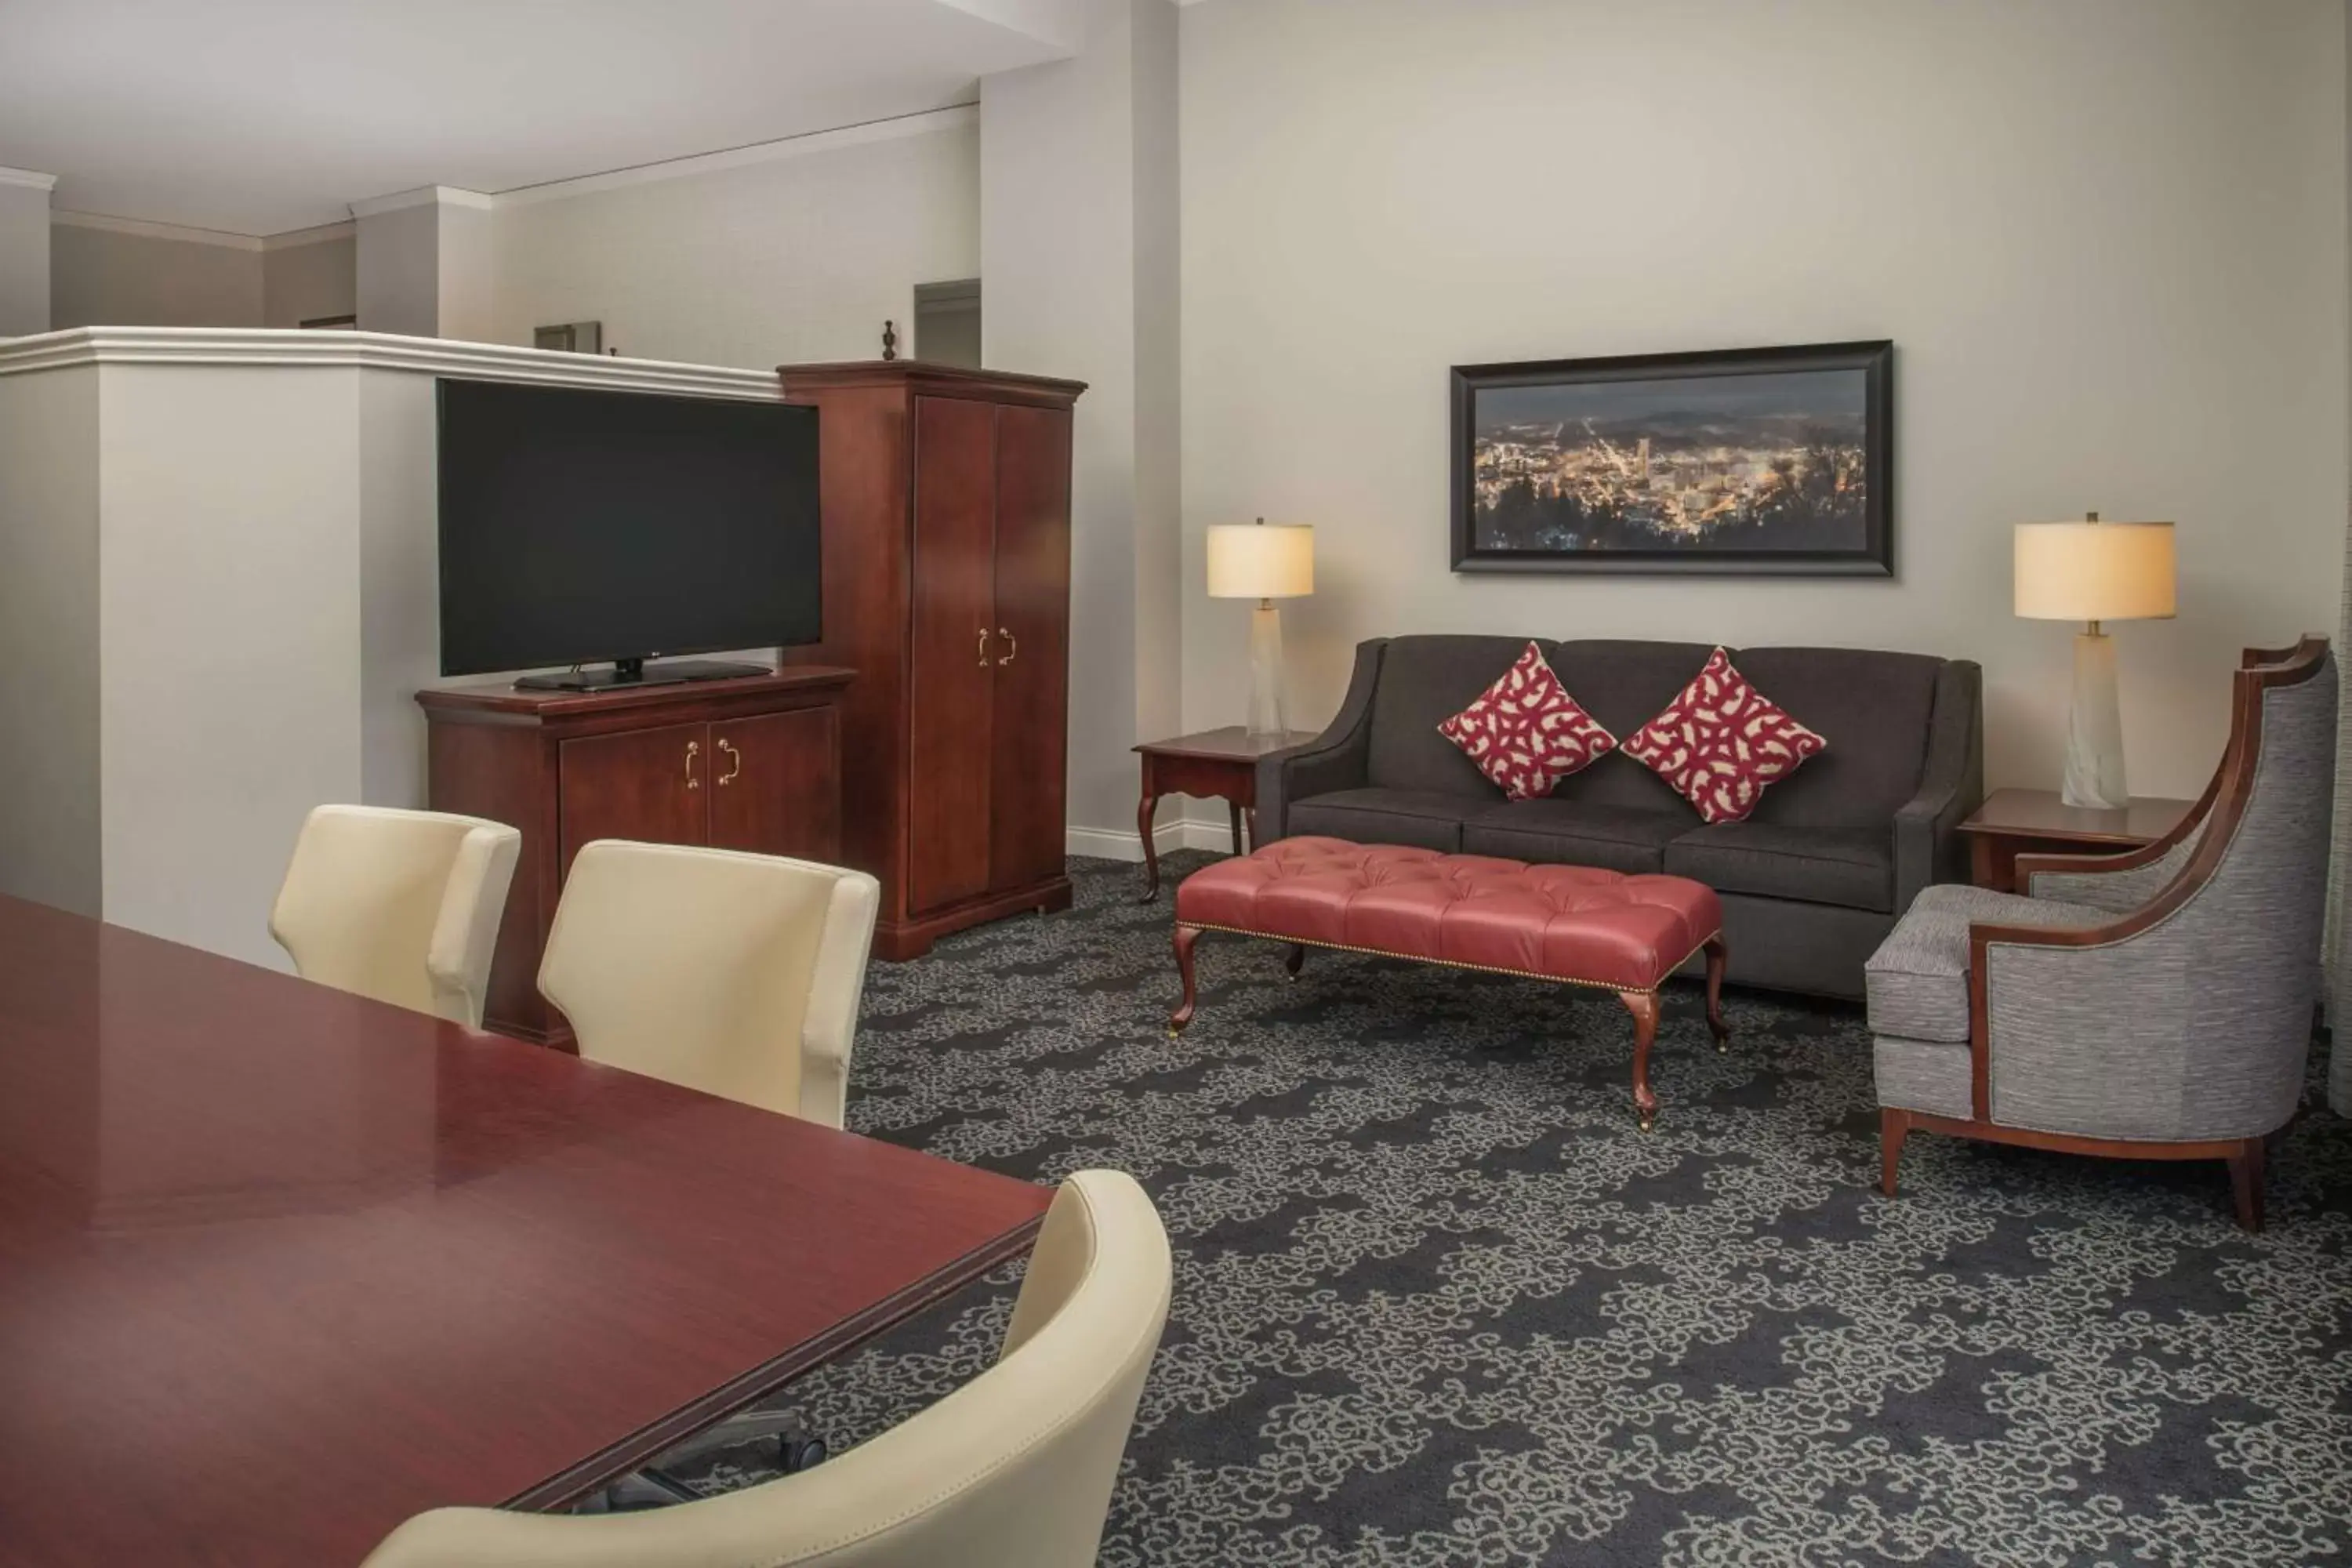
[0, 0, 1079, 235]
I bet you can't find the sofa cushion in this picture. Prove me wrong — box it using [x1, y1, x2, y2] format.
[1438, 641, 1617, 800]
[1287, 788, 1471, 852]
[1666, 822, 1894, 913]
[1541, 641, 1722, 815]
[1345, 636, 1958, 838]
[1621, 648, 1827, 824]
[1462, 800, 1689, 876]
[1864, 884, 2111, 1043]
[1363, 635, 1560, 798]
[1725, 647, 1947, 828]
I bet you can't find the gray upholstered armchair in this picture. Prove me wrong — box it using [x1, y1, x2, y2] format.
[1866, 637, 2335, 1229]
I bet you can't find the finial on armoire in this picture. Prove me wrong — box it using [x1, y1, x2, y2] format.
[880, 320, 898, 361]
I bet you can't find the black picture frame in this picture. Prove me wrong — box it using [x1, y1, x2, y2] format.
[1449, 339, 1893, 576]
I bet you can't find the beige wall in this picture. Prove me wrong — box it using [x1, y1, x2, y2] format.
[983, 2, 1181, 851]
[1178, 0, 2350, 800]
[0, 365, 100, 915]
[0, 332, 784, 961]
[356, 201, 441, 337]
[262, 230, 356, 326]
[94, 364, 366, 964]
[437, 202, 495, 343]
[492, 113, 980, 366]
[50, 221, 264, 328]
[0, 180, 51, 335]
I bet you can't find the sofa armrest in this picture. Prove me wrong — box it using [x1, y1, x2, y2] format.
[1256, 639, 1385, 840]
[1891, 659, 1983, 912]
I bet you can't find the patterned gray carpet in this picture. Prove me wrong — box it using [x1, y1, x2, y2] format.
[663, 854, 2352, 1566]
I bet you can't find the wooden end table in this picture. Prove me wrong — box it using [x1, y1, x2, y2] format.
[1134, 727, 1317, 902]
[1955, 786, 2196, 893]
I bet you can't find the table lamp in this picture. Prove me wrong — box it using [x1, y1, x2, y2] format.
[1207, 517, 1314, 738]
[2014, 512, 2176, 811]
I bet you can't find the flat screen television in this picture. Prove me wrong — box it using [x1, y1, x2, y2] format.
[436, 378, 821, 689]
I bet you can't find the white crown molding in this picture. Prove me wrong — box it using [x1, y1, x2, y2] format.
[19, 107, 972, 235]
[52, 209, 266, 251]
[347, 185, 495, 219]
[496, 103, 977, 208]
[0, 327, 782, 400]
[53, 210, 355, 250]
[262, 219, 356, 252]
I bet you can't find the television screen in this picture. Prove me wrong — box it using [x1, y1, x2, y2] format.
[436, 379, 821, 677]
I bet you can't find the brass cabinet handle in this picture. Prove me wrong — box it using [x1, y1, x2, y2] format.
[685, 739, 701, 789]
[717, 737, 742, 786]
[978, 627, 991, 666]
[998, 626, 1018, 666]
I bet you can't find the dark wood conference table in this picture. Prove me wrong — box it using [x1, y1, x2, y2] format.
[0, 893, 1051, 1568]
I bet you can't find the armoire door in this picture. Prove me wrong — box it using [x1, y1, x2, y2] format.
[987, 403, 1073, 895]
[906, 395, 998, 914]
[557, 721, 710, 873]
[708, 707, 841, 862]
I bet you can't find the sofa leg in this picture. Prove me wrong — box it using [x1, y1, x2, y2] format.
[1702, 935, 1728, 1053]
[2226, 1137, 2265, 1232]
[1283, 943, 1305, 982]
[1168, 925, 1200, 1037]
[1617, 990, 1661, 1132]
[1879, 1108, 1909, 1198]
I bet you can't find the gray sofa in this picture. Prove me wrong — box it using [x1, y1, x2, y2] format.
[1257, 636, 1983, 998]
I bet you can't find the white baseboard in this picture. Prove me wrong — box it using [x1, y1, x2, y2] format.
[1065, 817, 1241, 863]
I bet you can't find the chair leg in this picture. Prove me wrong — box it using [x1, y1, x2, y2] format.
[1617, 990, 1661, 1132]
[1879, 1108, 1909, 1198]
[1283, 943, 1305, 982]
[1168, 925, 1200, 1037]
[2226, 1137, 2265, 1232]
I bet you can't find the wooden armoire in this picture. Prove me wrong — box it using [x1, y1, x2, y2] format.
[779, 361, 1084, 960]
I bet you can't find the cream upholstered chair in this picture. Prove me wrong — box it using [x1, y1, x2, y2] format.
[270, 804, 521, 1027]
[361, 1168, 1171, 1568]
[539, 840, 880, 1128]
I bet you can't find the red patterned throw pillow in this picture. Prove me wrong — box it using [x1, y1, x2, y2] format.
[1438, 642, 1617, 800]
[1622, 648, 1826, 824]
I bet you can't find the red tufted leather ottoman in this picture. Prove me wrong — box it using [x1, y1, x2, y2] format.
[1171, 838, 1727, 1129]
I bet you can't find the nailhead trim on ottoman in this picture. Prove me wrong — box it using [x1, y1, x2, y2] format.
[1168, 837, 1728, 1128]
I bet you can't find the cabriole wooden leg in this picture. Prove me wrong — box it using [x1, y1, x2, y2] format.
[1703, 935, 1728, 1053]
[1283, 943, 1305, 981]
[1879, 1107, 1910, 1198]
[2227, 1137, 2265, 1232]
[1168, 925, 1201, 1036]
[1618, 990, 1661, 1132]
[1136, 790, 1161, 903]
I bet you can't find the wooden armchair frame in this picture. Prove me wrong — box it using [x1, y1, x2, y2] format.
[1881, 637, 2330, 1230]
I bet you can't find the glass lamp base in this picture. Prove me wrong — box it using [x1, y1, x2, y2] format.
[1246, 601, 1287, 739]
[2060, 630, 2128, 810]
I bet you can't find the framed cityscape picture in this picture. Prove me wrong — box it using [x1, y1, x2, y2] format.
[1450, 340, 1893, 575]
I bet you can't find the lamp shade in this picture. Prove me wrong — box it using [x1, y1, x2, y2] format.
[2014, 520, 2176, 622]
[1207, 521, 1314, 599]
